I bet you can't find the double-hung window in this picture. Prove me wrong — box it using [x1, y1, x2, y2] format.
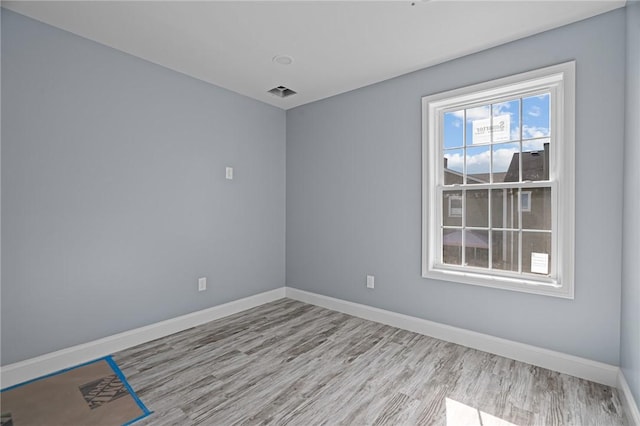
[422, 62, 575, 298]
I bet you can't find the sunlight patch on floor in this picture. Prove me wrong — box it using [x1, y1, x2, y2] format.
[446, 397, 517, 426]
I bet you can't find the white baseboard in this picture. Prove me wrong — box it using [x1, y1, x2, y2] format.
[0, 287, 286, 389]
[2, 285, 624, 395]
[618, 370, 640, 426]
[285, 287, 619, 387]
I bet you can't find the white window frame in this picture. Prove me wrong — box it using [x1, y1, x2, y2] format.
[422, 62, 575, 298]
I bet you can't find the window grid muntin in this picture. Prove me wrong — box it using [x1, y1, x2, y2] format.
[438, 88, 554, 278]
[443, 92, 551, 187]
[438, 189, 554, 278]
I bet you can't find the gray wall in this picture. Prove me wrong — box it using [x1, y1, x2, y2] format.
[287, 10, 626, 364]
[2, 5, 634, 373]
[1, 10, 286, 365]
[621, 0, 640, 407]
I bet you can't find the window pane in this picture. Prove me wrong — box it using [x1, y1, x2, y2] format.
[521, 140, 549, 181]
[444, 149, 464, 185]
[493, 99, 520, 143]
[523, 93, 550, 139]
[466, 146, 490, 184]
[443, 229, 462, 265]
[465, 230, 489, 268]
[443, 191, 463, 226]
[466, 189, 489, 228]
[492, 230, 519, 271]
[444, 111, 464, 149]
[521, 187, 551, 230]
[491, 188, 519, 229]
[522, 138, 548, 152]
[522, 232, 551, 275]
[493, 142, 520, 183]
[466, 105, 491, 146]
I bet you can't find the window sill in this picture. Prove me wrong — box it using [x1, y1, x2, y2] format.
[423, 266, 573, 299]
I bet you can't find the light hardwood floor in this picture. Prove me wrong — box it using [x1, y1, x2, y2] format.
[114, 299, 626, 425]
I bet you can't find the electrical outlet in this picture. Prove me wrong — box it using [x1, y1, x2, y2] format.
[198, 277, 207, 291]
[366, 275, 375, 289]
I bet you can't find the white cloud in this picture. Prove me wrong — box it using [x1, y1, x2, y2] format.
[492, 147, 519, 172]
[523, 125, 549, 139]
[465, 150, 491, 174]
[507, 126, 550, 141]
[445, 111, 463, 128]
[444, 152, 464, 172]
[452, 106, 490, 121]
[492, 102, 512, 115]
[528, 106, 541, 117]
[445, 146, 518, 175]
[523, 139, 549, 152]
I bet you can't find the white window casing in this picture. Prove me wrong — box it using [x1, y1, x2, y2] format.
[421, 62, 575, 298]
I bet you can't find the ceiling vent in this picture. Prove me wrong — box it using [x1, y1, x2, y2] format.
[268, 86, 297, 98]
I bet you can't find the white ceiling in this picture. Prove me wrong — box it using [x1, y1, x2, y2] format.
[3, 0, 626, 109]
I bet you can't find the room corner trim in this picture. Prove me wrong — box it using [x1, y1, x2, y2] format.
[284, 287, 619, 387]
[618, 369, 640, 426]
[0, 287, 286, 389]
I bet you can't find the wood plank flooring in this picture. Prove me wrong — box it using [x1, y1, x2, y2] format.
[114, 299, 626, 425]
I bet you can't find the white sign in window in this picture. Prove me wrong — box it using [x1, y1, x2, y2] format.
[449, 195, 462, 217]
[472, 114, 511, 144]
[531, 252, 549, 275]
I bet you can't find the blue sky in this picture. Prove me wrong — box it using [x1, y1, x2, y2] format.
[443, 93, 550, 175]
